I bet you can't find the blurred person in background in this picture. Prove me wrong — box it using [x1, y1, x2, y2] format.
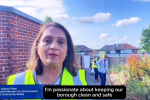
[95, 54, 109, 86]
[89, 58, 93, 70]
[92, 57, 100, 82]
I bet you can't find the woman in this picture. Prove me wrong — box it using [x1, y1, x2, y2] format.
[6, 22, 87, 86]
[95, 54, 109, 86]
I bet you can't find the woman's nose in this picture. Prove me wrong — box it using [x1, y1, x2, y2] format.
[50, 41, 58, 50]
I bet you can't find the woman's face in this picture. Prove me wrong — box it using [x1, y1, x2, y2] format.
[37, 26, 68, 67]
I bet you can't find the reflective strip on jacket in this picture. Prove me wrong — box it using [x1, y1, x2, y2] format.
[92, 59, 98, 68]
[6, 67, 87, 100]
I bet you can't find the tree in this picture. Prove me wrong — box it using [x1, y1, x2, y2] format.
[140, 25, 150, 52]
[90, 48, 94, 50]
[74, 45, 80, 53]
[44, 16, 53, 23]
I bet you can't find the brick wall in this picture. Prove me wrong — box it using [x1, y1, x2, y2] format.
[93, 50, 99, 58]
[0, 11, 41, 85]
[76, 53, 85, 70]
[81, 53, 85, 70]
[88, 52, 94, 58]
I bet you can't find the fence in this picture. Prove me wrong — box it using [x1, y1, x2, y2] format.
[108, 57, 127, 68]
[108, 54, 147, 68]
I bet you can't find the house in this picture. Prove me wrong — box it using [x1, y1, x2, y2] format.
[99, 43, 138, 54]
[75, 45, 94, 68]
[75, 45, 94, 58]
[93, 50, 100, 58]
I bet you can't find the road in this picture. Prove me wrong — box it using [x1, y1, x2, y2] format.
[85, 68, 113, 86]
[85, 68, 124, 100]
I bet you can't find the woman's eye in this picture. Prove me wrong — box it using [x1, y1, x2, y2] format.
[45, 39, 52, 43]
[58, 40, 64, 44]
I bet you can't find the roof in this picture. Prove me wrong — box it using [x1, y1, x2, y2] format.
[75, 45, 93, 52]
[100, 43, 138, 51]
[114, 44, 122, 50]
[0, 5, 44, 24]
[121, 43, 138, 50]
[100, 45, 114, 51]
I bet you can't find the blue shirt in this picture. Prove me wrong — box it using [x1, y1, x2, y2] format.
[33, 70, 60, 100]
[96, 58, 108, 73]
[33, 70, 61, 85]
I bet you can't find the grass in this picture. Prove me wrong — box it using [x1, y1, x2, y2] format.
[109, 53, 150, 100]
[109, 64, 123, 74]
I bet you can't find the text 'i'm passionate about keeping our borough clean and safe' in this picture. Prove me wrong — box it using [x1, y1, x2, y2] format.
[44, 86, 126, 99]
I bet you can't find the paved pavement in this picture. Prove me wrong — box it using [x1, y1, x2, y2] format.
[85, 68, 124, 100]
[85, 68, 112, 85]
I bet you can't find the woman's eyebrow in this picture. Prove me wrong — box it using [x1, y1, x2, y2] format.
[44, 36, 53, 38]
[43, 35, 67, 40]
[57, 37, 66, 40]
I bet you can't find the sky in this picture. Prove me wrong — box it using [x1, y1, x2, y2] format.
[0, 0, 150, 49]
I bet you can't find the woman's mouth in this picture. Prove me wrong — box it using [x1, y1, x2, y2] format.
[49, 53, 58, 57]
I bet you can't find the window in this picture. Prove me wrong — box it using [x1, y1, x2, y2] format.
[121, 50, 124, 53]
[110, 51, 116, 53]
[124, 50, 132, 53]
[84, 52, 88, 55]
[94, 54, 99, 57]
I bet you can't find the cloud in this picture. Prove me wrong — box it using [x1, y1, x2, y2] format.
[108, 35, 130, 41]
[108, 38, 112, 41]
[133, 0, 150, 2]
[72, 13, 111, 24]
[99, 33, 110, 38]
[108, 35, 117, 41]
[0, 0, 69, 22]
[119, 36, 130, 41]
[136, 40, 141, 43]
[112, 17, 141, 27]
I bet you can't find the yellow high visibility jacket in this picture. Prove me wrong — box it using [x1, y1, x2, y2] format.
[6, 67, 87, 100]
[92, 59, 99, 68]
